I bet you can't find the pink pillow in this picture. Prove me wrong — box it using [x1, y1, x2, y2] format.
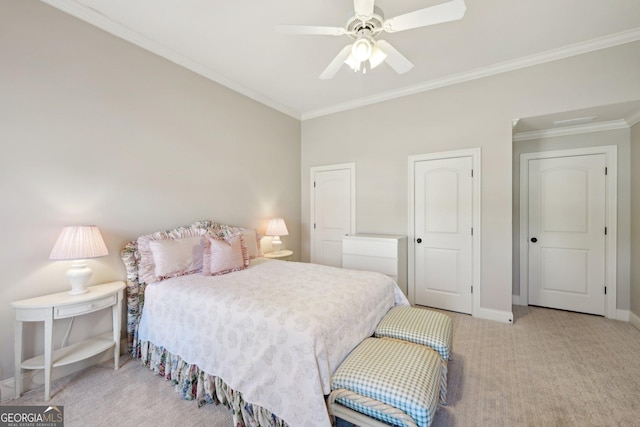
[236, 228, 263, 258]
[213, 226, 263, 258]
[202, 234, 249, 276]
[137, 228, 207, 284]
[149, 236, 204, 278]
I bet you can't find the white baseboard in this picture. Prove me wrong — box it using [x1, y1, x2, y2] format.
[630, 311, 640, 331]
[1, 338, 128, 403]
[0, 375, 18, 403]
[615, 309, 630, 322]
[512, 296, 633, 323]
[476, 307, 514, 324]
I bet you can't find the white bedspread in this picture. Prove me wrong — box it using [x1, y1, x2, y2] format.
[138, 258, 408, 427]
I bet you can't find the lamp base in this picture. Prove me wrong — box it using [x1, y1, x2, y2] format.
[67, 260, 91, 295]
[272, 237, 283, 254]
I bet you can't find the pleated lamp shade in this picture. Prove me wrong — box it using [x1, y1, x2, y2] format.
[49, 225, 109, 295]
[265, 218, 288, 254]
[49, 225, 109, 260]
[265, 218, 289, 237]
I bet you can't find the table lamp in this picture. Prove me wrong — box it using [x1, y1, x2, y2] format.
[49, 225, 109, 295]
[265, 218, 289, 254]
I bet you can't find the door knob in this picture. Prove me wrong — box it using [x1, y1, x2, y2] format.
[530, 237, 537, 243]
[416, 238, 422, 244]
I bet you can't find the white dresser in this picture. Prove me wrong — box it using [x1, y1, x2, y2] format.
[342, 234, 408, 296]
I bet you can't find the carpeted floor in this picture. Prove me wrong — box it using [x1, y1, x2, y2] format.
[4, 305, 640, 426]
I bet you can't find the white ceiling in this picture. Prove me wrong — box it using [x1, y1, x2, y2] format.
[43, 0, 640, 120]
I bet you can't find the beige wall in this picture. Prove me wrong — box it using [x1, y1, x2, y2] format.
[301, 41, 640, 319]
[631, 122, 640, 323]
[0, 1, 300, 388]
[512, 129, 632, 310]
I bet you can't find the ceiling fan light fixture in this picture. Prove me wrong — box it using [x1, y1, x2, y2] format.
[344, 54, 360, 71]
[351, 36, 373, 62]
[369, 44, 387, 69]
[281, 0, 467, 79]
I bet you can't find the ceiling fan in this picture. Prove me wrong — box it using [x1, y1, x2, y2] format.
[277, 0, 467, 79]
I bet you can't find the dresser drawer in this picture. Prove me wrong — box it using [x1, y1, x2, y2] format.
[343, 238, 398, 258]
[343, 254, 398, 276]
[342, 234, 407, 297]
[54, 294, 117, 319]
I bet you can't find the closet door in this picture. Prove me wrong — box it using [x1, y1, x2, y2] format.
[311, 164, 355, 267]
[413, 156, 473, 314]
[527, 154, 606, 315]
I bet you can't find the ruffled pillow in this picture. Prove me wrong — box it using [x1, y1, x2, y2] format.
[202, 233, 250, 276]
[235, 228, 263, 258]
[210, 225, 263, 258]
[138, 227, 207, 284]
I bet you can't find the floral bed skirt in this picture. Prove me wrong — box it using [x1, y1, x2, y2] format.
[140, 341, 289, 427]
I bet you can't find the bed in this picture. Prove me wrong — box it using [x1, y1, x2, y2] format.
[122, 220, 409, 427]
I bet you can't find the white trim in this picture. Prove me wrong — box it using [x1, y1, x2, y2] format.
[630, 311, 640, 331]
[512, 119, 520, 129]
[616, 309, 630, 322]
[301, 28, 640, 120]
[40, 0, 640, 120]
[519, 146, 618, 319]
[0, 374, 21, 402]
[309, 163, 356, 264]
[408, 148, 481, 317]
[627, 110, 640, 127]
[476, 307, 514, 324]
[513, 120, 630, 142]
[40, 0, 300, 120]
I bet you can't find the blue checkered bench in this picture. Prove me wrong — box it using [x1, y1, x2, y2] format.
[375, 306, 453, 405]
[328, 337, 442, 427]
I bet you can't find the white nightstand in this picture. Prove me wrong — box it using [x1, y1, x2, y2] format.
[264, 249, 293, 261]
[11, 281, 125, 401]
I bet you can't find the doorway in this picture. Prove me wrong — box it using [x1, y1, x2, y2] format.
[408, 149, 481, 315]
[310, 163, 356, 267]
[519, 146, 617, 317]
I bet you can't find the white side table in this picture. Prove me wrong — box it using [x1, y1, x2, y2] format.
[264, 249, 293, 261]
[11, 281, 125, 401]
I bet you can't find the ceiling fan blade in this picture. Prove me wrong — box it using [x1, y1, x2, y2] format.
[320, 45, 353, 80]
[383, 0, 466, 33]
[354, 0, 375, 19]
[276, 25, 347, 36]
[376, 40, 413, 74]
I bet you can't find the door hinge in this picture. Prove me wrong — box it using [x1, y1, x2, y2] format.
[471, 169, 474, 178]
[604, 286, 607, 295]
[314, 181, 316, 188]
[471, 286, 473, 294]
[314, 223, 316, 229]
[605, 227, 608, 235]
[471, 227, 473, 236]
[605, 167, 608, 175]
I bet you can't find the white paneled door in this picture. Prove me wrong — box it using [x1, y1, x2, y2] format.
[414, 156, 473, 314]
[528, 154, 606, 315]
[311, 165, 355, 267]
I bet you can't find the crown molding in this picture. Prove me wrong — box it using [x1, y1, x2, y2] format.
[39, 1, 640, 122]
[40, 0, 302, 120]
[302, 27, 640, 120]
[513, 120, 629, 142]
[627, 109, 640, 127]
